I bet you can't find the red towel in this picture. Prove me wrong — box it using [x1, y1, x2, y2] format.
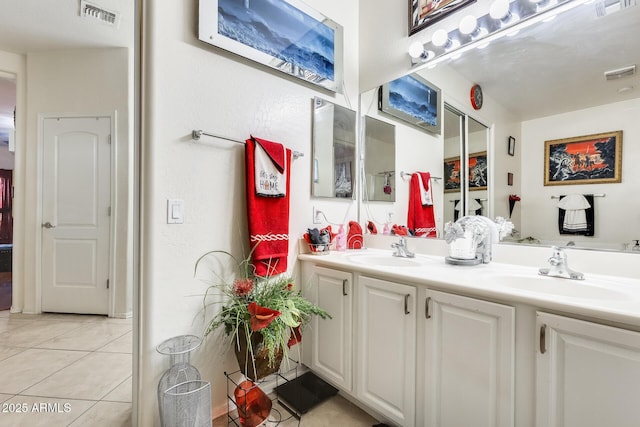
[245, 136, 291, 276]
[347, 221, 363, 249]
[407, 172, 436, 237]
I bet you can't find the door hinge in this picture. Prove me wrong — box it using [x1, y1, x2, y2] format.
[107, 279, 110, 289]
[108, 134, 112, 144]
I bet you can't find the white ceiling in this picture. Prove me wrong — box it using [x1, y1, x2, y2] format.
[0, 0, 134, 142]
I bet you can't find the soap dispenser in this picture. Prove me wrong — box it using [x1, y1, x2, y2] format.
[632, 240, 640, 251]
[336, 224, 346, 251]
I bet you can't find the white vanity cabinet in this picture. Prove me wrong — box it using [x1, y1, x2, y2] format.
[304, 266, 353, 392]
[356, 275, 417, 427]
[420, 289, 515, 427]
[536, 312, 640, 427]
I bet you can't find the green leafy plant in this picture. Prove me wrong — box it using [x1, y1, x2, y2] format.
[197, 250, 330, 378]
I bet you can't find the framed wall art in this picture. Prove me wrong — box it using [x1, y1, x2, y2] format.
[443, 156, 461, 193]
[544, 131, 622, 186]
[378, 73, 441, 134]
[508, 136, 515, 156]
[468, 151, 488, 191]
[198, 0, 343, 92]
[409, 0, 476, 35]
[443, 151, 487, 193]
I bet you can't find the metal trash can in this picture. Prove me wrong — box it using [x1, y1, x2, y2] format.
[161, 380, 212, 427]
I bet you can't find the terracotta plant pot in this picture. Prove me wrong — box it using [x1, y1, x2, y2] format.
[233, 328, 284, 381]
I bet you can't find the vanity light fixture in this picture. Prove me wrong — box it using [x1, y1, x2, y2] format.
[408, 0, 591, 70]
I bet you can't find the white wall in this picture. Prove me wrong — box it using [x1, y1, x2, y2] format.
[139, 0, 359, 424]
[23, 48, 133, 316]
[521, 97, 640, 248]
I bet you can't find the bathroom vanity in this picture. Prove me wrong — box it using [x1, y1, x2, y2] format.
[299, 246, 640, 427]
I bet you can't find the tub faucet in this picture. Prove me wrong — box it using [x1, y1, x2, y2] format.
[539, 246, 585, 280]
[391, 237, 415, 258]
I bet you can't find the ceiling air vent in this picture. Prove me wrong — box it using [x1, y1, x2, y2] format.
[604, 65, 636, 81]
[80, 1, 121, 28]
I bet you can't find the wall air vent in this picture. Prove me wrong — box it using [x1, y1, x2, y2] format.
[604, 65, 636, 81]
[80, 0, 121, 28]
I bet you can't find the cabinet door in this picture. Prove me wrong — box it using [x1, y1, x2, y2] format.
[536, 312, 640, 427]
[357, 276, 416, 427]
[309, 266, 353, 391]
[422, 289, 515, 427]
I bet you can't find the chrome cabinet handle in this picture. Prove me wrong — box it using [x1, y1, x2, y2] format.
[42, 222, 56, 229]
[540, 324, 547, 354]
[425, 297, 432, 319]
[404, 294, 411, 315]
[342, 279, 348, 296]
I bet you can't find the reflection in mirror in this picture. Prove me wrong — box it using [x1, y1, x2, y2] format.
[311, 97, 356, 198]
[425, 2, 640, 252]
[443, 105, 463, 224]
[443, 105, 490, 222]
[468, 116, 489, 217]
[363, 115, 395, 202]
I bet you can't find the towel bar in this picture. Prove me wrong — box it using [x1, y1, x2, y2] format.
[400, 171, 442, 181]
[191, 130, 304, 159]
[551, 194, 605, 199]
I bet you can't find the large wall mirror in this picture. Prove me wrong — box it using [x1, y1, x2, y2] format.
[312, 97, 356, 199]
[363, 115, 396, 202]
[359, 1, 639, 252]
[359, 74, 488, 239]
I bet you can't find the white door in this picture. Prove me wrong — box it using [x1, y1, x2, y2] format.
[309, 266, 353, 391]
[41, 116, 111, 315]
[536, 312, 640, 427]
[421, 289, 515, 427]
[357, 276, 416, 427]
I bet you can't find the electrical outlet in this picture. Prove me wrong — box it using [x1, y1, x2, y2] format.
[313, 207, 322, 224]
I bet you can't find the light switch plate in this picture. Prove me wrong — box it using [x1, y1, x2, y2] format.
[167, 199, 184, 224]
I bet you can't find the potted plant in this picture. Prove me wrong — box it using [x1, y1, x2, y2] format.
[197, 250, 330, 381]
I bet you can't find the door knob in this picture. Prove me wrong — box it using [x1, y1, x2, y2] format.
[42, 222, 56, 229]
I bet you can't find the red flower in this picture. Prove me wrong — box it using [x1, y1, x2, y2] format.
[287, 325, 302, 348]
[232, 278, 254, 297]
[248, 302, 280, 331]
[509, 194, 521, 202]
[286, 282, 294, 291]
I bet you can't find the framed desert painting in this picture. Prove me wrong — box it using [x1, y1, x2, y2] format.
[544, 131, 622, 186]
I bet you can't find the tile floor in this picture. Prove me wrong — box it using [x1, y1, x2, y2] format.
[0, 310, 377, 426]
[0, 310, 132, 426]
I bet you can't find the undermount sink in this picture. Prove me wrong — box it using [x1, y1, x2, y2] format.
[347, 253, 431, 268]
[490, 274, 630, 300]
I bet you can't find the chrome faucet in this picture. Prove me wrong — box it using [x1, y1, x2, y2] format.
[391, 237, 415, 258]
[539, 246, 585, 280]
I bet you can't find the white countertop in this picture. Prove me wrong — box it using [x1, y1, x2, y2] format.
[299, 248, 640, 328]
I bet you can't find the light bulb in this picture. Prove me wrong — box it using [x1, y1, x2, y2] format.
[490, 0, 510, 19]
[409, 41, 425, 58]
[459, 15, 478, 35]
[459, 14, 488, 38]
[432, 29, 450, 47]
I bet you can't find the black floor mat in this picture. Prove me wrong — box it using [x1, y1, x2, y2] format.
[275, 372, 338, 415]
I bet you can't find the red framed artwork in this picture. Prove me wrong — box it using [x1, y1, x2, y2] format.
[544, 131, 622, 186]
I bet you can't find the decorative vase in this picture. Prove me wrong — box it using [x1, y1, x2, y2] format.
[234, 380, 272, 427]
[234, 328, 284, 381]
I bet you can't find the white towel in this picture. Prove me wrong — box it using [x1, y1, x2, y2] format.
[417, 174, 433, 206]
[557, 194, 590, 231]
[254, 141, 286, 197]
